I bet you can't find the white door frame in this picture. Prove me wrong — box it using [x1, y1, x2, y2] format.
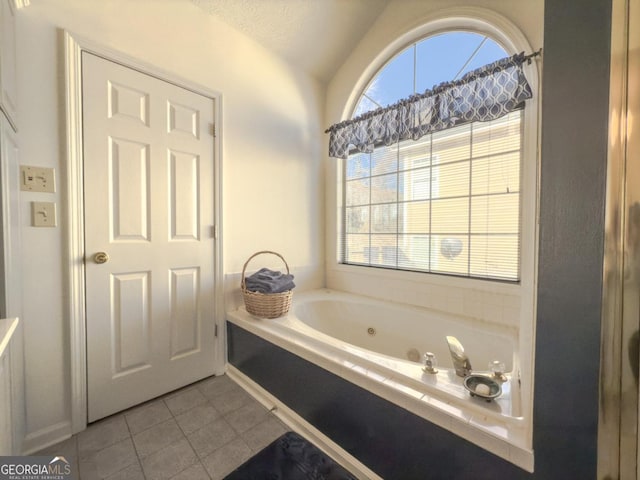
[64, 31, 225, 434]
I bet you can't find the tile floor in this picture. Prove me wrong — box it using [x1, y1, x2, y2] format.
[37, 375, 289, 480]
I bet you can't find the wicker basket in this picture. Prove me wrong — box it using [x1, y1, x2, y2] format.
[241, 250, 293, 319]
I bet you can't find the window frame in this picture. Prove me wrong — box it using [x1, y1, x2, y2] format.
[327, 12, 539, 297]
[340, 109, 525, 283]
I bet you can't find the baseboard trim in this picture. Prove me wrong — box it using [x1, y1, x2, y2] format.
[226, 364, 382, 480]
[22, 421, 72, 455]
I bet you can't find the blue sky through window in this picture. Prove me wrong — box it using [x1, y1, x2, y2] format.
[353, 31, 508, 118]
[347, 32, 509, 190]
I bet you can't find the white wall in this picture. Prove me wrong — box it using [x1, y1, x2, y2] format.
[17, 0, 325, 451]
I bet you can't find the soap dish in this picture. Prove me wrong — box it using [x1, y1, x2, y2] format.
[463, 375, 502, 402]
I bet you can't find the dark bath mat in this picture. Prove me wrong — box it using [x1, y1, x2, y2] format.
[223, 431, 357, 480]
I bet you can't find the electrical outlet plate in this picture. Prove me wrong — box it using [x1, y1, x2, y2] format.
[31, 202, 56, 227]
[20, 165, 56, 193]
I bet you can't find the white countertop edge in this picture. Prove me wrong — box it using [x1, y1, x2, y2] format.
[226, 310, 534, 472]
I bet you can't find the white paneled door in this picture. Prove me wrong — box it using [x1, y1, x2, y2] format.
[82, 52, 217, 422]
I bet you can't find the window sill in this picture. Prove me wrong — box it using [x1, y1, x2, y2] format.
[330, 262, 522, 294]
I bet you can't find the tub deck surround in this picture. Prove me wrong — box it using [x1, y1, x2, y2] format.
[226, 289, 533, 471]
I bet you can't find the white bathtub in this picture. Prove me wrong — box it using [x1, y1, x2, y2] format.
[227, 289, 532, 469]
[294, 293, 516, 374]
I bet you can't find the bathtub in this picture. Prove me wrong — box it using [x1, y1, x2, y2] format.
[294, 292, 516, 374]
[226, 289, 532, 468]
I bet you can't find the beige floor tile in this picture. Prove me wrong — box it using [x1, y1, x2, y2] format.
[105, 460, 145, 480]
[224, 400, 270, 434]
[68, 375, 295, 479]
[78, 415, 130, 459]
[241, 417, 287, 453]
[175, 403, 221, 435]
[91, 438, 138, 478]
[196, 375, 241, 400]
[169, 462, 211, 480]
[132, 418, 185, 458]
[164, 387, 207, 416]
[202, 438, 252, 480]
[208, 388, 254, 415]
[125, 401, 173, 434]
[187, 418, 238, 458]
[141, 438, 198, 480]
[78, 459, 101, 480]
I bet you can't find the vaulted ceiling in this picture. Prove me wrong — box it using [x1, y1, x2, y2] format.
[191, 0, 391, 82]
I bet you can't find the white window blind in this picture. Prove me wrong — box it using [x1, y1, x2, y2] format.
[341, 110, 522, 282]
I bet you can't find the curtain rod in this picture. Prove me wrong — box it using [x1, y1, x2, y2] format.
[522, 48, 542, 64]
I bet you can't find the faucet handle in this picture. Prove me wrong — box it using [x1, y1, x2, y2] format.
[489, 360, 507, 382]
[422, 352, 438, 374]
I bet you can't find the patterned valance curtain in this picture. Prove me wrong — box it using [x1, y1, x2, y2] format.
[326, 51, 538, 159]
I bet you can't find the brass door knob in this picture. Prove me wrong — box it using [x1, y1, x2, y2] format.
[93, 252, 110, 264]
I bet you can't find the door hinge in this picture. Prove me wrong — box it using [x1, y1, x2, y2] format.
[210, 123, 216, 137]
[215, 324, 219, 338]
[213, 224, 218, 239]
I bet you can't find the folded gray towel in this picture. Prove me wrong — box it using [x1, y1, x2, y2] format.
[245, 268, 295, 294]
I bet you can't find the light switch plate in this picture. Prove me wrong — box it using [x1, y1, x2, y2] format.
[31, 202, 56, 227]
[20, 165, 56, 193]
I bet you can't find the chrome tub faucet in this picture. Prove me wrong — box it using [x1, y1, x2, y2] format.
[446, 336, 472, 377]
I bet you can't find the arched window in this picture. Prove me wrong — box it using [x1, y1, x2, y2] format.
[341, 31, 525, 281]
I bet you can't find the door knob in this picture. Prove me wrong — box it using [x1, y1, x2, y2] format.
[93, 252, 110, 264]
